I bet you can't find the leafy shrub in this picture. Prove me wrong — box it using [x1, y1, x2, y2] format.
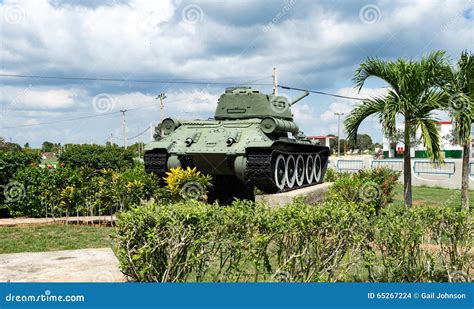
[59, 144, 134, 171]
[114, 199, 371, 282]
[3, 165, 162, 218]
[365, 205, 473, 282]
[115, 199, 472, 282]
[0, 151, 40, 215]
[327, 167, 400, 213]
[164, 167, 212, 201]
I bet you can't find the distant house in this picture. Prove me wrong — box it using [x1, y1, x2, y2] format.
[307, 135, 336, 147]
[382, 121, 473, 159]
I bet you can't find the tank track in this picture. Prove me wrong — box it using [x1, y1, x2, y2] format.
[246, 148, 329, 193]
[144, 151, 168, 179]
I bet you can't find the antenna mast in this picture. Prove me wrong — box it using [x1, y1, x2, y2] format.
[272, 67, 278, 95]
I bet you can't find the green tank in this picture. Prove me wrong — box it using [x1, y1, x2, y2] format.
[144, 87, 330, 202]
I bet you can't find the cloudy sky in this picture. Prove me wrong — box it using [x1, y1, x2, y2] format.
[0, 0, 472, 147]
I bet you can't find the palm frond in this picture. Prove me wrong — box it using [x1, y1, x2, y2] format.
[353, 57, 399, 93]
[344, 98, 386, 143]
[414, 117, 444, 162]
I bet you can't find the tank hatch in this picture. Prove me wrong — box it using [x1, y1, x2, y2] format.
[214, 87, 293, 120]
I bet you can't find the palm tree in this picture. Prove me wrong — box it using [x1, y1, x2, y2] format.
[442, 51, 473, 210]
[345, 51, 450, 207]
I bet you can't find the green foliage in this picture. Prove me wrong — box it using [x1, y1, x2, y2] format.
[115, 200, 473, 283]
[365, 205, 473, 282]
[164, 167, 213, 201]
[0, 151, 40, 213]
[115, 199, 371, 282]
[327, 167, 400, 213]
[2, 165, 164, 218]
[59, 144, 134, 171]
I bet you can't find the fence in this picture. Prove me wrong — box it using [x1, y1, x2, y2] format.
[371, 160, 404, 171]
[336, 160, 364, 171]
[413, 161, 456, 178]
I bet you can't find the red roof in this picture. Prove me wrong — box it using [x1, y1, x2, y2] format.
[307, 136, 336, 139]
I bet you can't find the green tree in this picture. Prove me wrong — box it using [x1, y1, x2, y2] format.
[442, 50, 473, 210]
[41, 141, 54, 152]
[345, 51, 449, 207]
[347, 134, 373, 151]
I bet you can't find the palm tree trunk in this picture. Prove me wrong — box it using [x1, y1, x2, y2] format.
[404, 120, 413, 207]
[461, 142, 470, 210]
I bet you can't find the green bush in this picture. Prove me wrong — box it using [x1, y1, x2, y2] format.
[365, 205, 473, 282]
[327, 167, 400, 213]
[59, 144, 134, 171]
[114, 199, 371, 282]
[115, 200, 472, 282]
[3, 165, 163, 218]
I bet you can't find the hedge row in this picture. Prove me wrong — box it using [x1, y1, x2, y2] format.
[1, 165, 170, 218]
[114, 200, 472, 282]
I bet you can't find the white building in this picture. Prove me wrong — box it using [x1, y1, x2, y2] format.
[382, 121, 472, 159]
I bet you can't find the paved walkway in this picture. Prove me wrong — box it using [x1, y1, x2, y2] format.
[0, 248, 125, 282]
[0, 216, 116, 227]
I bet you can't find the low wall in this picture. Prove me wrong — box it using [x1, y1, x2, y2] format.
[329, 157, 473, 190]
[255, 182, 332, 208]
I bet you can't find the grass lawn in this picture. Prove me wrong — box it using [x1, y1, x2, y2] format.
[0, 224, 114, 254]
[393, 184, 474, 208]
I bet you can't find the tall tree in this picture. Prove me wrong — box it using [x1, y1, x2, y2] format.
[345, 51, 450, 207]
[442, 50, 473, 210]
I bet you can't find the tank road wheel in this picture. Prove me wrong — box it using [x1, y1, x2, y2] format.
[295, 155, 305, 187]
[313, 153, 322, 183]
[305, 155, 314, 184]
[274, 154, 287, 190]
[285, 155, 296, 189]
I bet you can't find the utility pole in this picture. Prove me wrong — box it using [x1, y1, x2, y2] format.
[156, 93, 167, 123]
[120, 109, 127, 149]
[150, 122, 154, 141]
[334, 112, 344, 157]
[272, 67, 278, 95]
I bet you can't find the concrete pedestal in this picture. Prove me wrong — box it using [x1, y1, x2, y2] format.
[255, 182, 333, 208]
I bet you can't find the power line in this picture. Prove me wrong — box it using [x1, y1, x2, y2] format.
[0, 73, 370, 101]
[0, 96, 194, 130]
[0, 110, 121, 129]
[0, 73, 272, 86]
[279, 85, 367, 101]
[128, 126, 150, 141]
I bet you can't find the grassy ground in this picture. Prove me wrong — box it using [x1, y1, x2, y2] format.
[0, 224, 113, 254]
[393, 184, 474, 208]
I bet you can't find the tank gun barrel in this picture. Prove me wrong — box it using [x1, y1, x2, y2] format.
[289, 91, 309, 106]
